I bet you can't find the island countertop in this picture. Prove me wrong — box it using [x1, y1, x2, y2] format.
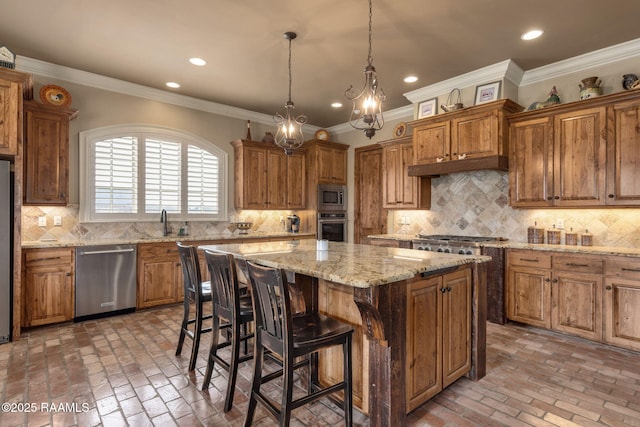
[200, 239, 490, 288]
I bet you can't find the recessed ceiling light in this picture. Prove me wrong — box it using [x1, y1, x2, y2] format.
[331, 102, 343, 108]
[404, 76, 418, 83]
[189, 57, 207, 66]
[521, 29, 543, 41]
[166, 82, 180, 88]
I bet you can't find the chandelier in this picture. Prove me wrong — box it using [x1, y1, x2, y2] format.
[274, 31, 308, 155]
[345, 0, 386, 139]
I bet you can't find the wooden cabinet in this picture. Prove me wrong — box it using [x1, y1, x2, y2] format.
[231, 139, 306, 209]
[603, 256, 640, 351]
[509, 106, 607, 207]
[316, 143, 347, 184]
[406, 268, 471, 411]
[0, 78, 21, 156]
[507, 249, 604, 342]
[606, 98, 640, 205]
[408, 99, 522, 176]
[354, 144, 386, 243]
[380, 137, 430, 209]
[137, 242, 183, 308]
[23, 101, 78, 205]
[22, 247, 74, 327]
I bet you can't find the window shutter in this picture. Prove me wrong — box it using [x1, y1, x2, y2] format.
[188, 145, 219, 214]
[145, 138, 181, 213]
[94, 136, 138, 213]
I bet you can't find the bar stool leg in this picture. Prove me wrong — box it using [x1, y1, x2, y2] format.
[189, 300, 204, 371]
[344, 335, 353, 426]
[176, 299, 189, 356]
[202, 312, 221, 390]
[243, 342, 263, 427]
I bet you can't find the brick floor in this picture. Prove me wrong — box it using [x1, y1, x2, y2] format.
[1, 304, 639, 426]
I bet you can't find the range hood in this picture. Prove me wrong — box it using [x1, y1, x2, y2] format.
[407, 155, 508, 177]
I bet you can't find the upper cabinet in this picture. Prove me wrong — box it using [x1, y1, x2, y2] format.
[509, 90, 640, 208]
[23, 100, 78, 205]
[303, 139, 349, 212]
[379, 136, 430, 209]
[0, 78, 21, 156]
[231, 139, 306, 210]
[408, 99, 523, 177]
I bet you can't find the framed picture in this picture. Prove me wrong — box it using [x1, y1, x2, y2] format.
[475, 81, 501, 105]
[417, 97, 437, 118]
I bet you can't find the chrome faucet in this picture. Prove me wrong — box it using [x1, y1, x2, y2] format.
[160, 209, 169, 236]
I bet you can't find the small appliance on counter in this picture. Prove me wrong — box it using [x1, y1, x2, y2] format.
[286, 213, 300, 233]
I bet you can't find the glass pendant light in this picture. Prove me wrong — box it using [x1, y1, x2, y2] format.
[345, 0, 385, 139]
[274, 31, 308, 155]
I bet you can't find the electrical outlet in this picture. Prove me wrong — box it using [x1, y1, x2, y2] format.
[556, 218, 564, 229]
[38, 216, 47, 227]
[54, 216, 62, 226]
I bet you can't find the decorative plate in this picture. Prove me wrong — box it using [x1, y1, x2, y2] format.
[393, 122, 407, 138]
[39, 84, 72, 107]
[315, 129, 329, 140]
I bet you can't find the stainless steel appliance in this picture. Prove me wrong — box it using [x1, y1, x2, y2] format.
[318, 184, 347, 212]
[411, 234, 506, 255]
[0, 160, 11, 343]
[75, 244, 137, 321]
[286, 213, 300, 233]
[412, 234, 507, 324]
[318, 212, 347, 242]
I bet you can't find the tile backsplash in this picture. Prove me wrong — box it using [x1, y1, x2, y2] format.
[389, 170, 640, 248]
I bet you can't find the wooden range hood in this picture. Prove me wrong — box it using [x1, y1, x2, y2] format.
[407, 155, 508, 177]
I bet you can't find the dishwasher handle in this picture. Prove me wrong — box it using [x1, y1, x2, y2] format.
[80, 248, 136, 256]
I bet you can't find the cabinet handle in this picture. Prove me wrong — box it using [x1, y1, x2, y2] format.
[446, 286, 452, 292]
[554, 196, 560, 200]
[452, 152, 457, 156]
[544, 278, 551, 283]
[547, 196, 553, 201]
[440, 287, 447, 294]
[66, 272, 71, 277]
[608, 194, 615, 199]
[605, 285, 612, 291]
[519, 258, 539, 263]
[564, 263, 590, 268]
[552, 279, 558, 283]
[622, 267, 640, 272]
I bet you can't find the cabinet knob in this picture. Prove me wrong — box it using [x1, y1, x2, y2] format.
[440, 287, 447, 294]
[552, 279, 558, 283]
[608, 194, 615, 198]
[554, 196, 560, 200]
[452, 153, 457, 156]
[66, 272, 71, 277]
[446, 286, 452, 292]
[544, 278, 551, 283]
[605, 285, 612, 291]
[547, 196, 553, 201]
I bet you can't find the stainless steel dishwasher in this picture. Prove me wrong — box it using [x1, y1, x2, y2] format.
[75, 244, 137, 321]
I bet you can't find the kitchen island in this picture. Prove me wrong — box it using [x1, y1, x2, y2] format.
[200, 240, 490, 426]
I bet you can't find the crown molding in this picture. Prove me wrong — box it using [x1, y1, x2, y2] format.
[403, 59, 522, 104]
[520, 37, 640, 86]
[16, 56, 280, 127]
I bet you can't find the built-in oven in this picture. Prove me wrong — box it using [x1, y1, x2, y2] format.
[318, 212, 347, 242]
[318, 184, 347, 212]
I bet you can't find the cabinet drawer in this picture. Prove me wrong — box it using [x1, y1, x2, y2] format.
[138, 242, 178, 258]
[605, 257, 640, 280]
[508, 250, 551, 268]
[24, 248, 73, 267]
[552, 255, 603, 275]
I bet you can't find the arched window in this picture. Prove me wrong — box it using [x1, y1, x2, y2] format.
[79, 125, 227, 222]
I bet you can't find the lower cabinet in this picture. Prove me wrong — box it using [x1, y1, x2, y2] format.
[406, 269, 471, 412]
[506, 249, 640, 349]
[137, 242, 184, 309]
[22, 247, 74, 327]
[603, 256, 640, 351]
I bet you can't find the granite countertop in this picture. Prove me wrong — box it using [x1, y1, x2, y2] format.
[22, 232, 315, 249]
[367, 234, 640, 258]
[200, 240, 490, 288]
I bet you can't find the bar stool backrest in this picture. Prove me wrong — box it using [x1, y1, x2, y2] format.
[177, 243, 204, 302]
[204, 251, 240, 320]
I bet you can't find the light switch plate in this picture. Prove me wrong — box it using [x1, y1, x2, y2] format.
[54, 216, 62, 226]
[38, 216, 47, 227]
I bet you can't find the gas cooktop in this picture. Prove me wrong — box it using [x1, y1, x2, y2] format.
[416, 234, 507, 243]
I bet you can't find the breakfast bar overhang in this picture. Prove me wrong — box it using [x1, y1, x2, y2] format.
[200, 240, 490, 426]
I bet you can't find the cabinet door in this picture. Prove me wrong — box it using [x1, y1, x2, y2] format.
[266, 149, 287, 208]
[507, 265, 551, 328]
[354, 145, 385, 243]
[399, 143, 419, 207]
[137, 244, 181, 308]
[607, 100, 640, 205]
[286, 151, 306, 209]
[318, 146, 347, 184]
[23, 265, 73, 326]
[241, 146, 267, 209]
[406, 276, 442, 411]
[413, 121, 450, 164]
[24, 106, 71, 205]
[441, 269, 471, 388]
[552, 271, 602, 341]
[509, 117, 554, 207]
[451, 110, 498, 159]
[604, 277, 640, 352]
[382, 143, 401, 208]
[0, 79, 20, 156]
[553, 107, 607, 206]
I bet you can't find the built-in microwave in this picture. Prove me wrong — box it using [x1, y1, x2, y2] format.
[317, 184, 347, 212]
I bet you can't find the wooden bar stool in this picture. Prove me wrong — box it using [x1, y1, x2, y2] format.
[244, 261, 354, 427]
[176, 243, 212, 371]
[201, 251, 255, 412]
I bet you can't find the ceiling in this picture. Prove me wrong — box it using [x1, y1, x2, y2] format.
[2, 0, 640, 128]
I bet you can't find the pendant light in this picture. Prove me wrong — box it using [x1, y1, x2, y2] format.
[345, 0, 386, 139]
[274, 31, 308, 155]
